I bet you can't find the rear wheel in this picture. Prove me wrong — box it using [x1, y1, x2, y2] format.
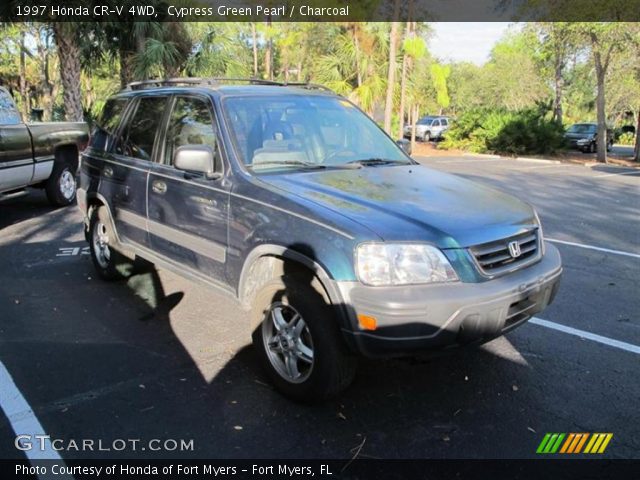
[46, 161, 77, 207]
[251, 275, 356, 402]
[89, 207, 133, 281]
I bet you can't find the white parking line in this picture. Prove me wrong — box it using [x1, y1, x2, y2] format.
[547, 238, 640, 259]
[0, 360, 62, 460]
[530, 317, 640, 355]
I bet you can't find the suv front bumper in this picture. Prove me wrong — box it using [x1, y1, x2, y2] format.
[337, 243, 562, 357]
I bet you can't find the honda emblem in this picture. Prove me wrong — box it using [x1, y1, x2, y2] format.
[508, 241, 522, 258]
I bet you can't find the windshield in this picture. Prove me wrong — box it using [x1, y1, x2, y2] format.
[417, 117, 434, 126]
[222, 95, 410, 173]
[567, 124, 596, 134]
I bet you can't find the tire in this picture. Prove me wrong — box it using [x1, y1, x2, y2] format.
[251, 275, 356, 402]
[422, 131, 431, 142]
[589, 141, 596, 153]
[45, 160, 77, 207]
[88, 206, 134, 281]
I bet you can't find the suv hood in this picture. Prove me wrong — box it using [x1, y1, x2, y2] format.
[261, 165, 537, 248]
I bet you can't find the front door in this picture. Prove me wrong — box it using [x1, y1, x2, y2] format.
[147, 95, 230, 283]
[108, 95, 169, 247]
[0, 88, 33, 192]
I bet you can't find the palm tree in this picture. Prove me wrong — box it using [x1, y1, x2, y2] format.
[52, 23, 83, 121]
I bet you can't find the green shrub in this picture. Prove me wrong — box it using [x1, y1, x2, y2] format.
[441, 108, 566, 155]
[617, 132, 636, 146]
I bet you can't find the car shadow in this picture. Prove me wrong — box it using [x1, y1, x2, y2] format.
[0, 236, 552, 461]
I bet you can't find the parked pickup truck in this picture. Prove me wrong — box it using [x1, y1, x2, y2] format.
[0, 87, 89, 206]
[79, 78, 562, 402]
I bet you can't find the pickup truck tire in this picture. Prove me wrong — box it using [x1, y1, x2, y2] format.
[89, 207, 133, 281]
[46, 160, 77, 207]
[251, 275, 356, 402]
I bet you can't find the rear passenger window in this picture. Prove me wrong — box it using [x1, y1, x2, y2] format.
[441, 119, 448, 126]
[115, 96, 168, 161]
[0, 88, 21, 125]
[90, 98, 128, 151]
[164, 97, 219, 169]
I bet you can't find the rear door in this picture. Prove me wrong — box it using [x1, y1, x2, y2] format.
[0, 88, 33, 192]
[108, 95, 169, 247]
[147, 95, 230, 283]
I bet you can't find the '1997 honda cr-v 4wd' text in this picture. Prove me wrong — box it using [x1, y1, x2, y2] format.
[78, 78, 562, 402]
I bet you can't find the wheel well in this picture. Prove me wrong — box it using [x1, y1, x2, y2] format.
[54, 145, 79, 169]
[239, 255, 331, 310]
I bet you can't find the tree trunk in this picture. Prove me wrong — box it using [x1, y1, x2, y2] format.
[410, 104, 418, 153]
[634, 111, 640, 162]
[592, 46, 607, 164]
[19, 30, 28, 119]
[264, 18, 273, 81]
[553, 58, 563, 124]
[52, 23, 83, 122]
[251, 23, 258, 77]
[351, 24, 362, 88]
[595, 73, 607, 163]
[383, 7, 401, 135]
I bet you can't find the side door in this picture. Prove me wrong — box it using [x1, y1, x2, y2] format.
[0, 88, 33, 192]
[440, 118, 449, 136]
[147, 95, 230, 283]
[108, 95, 169, 247]
[431, 119, 442, 137]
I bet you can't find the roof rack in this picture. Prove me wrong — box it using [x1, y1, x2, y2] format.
[125, 77, 334, 92]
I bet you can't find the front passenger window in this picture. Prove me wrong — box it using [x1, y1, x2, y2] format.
[164, 97, 219, 170]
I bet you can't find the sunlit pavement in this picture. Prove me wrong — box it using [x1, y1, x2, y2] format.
[1, 156, 638, 460]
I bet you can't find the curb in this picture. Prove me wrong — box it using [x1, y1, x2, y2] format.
[462, 153, 500, 159]
[514, 157, 561, 164]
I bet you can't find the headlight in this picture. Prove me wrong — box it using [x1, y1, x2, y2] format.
[356, 243, 458, 286]
[534, 209, 545, 255]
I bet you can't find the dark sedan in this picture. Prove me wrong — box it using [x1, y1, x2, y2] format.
[564, 123, 612, 153]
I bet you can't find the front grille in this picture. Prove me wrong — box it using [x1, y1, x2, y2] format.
[470, 229, 541, 277]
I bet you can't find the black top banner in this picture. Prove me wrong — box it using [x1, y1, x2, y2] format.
[0, 0, 639, 22]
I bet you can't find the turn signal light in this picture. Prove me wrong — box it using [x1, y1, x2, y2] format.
[358, 314, 378, 331]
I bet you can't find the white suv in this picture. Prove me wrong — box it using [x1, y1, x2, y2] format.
[404, 115, 450, 142]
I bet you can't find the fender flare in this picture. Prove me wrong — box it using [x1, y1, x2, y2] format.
[237, 244, 346, 313]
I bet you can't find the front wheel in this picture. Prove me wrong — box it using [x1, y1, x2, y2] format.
[251, 276, 356, 402]
[422, 131, 431, 142]
[46, 162, 76, 207]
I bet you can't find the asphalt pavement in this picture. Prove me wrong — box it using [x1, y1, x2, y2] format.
[0, 155, 638, 461]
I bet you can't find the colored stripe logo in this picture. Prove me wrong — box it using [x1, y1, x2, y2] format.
[536, 433, 613, 454]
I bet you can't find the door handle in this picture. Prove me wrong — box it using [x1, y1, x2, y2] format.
[152, 180, 167, 194]
[103, 166, 113, 178]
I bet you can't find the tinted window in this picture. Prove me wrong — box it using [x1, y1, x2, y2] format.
[441, 119, 448, 126]
[417, 117, 433, 126]
[90, 98, 128, 151]
[567, 124, 596, 134]
[0, 89, 21, 125]
[164, 97, 217, 166]
[115, 96, 167, 161]
[432, 119, 441, 127]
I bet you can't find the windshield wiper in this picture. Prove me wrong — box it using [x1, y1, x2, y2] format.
[346, 158, 410, 167]
[250, 160, 327, 170]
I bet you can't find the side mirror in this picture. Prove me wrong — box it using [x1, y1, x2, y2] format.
[174, 145, 219, 179]
[396, 138, 412, 155]
[30, 108, 44, 122]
